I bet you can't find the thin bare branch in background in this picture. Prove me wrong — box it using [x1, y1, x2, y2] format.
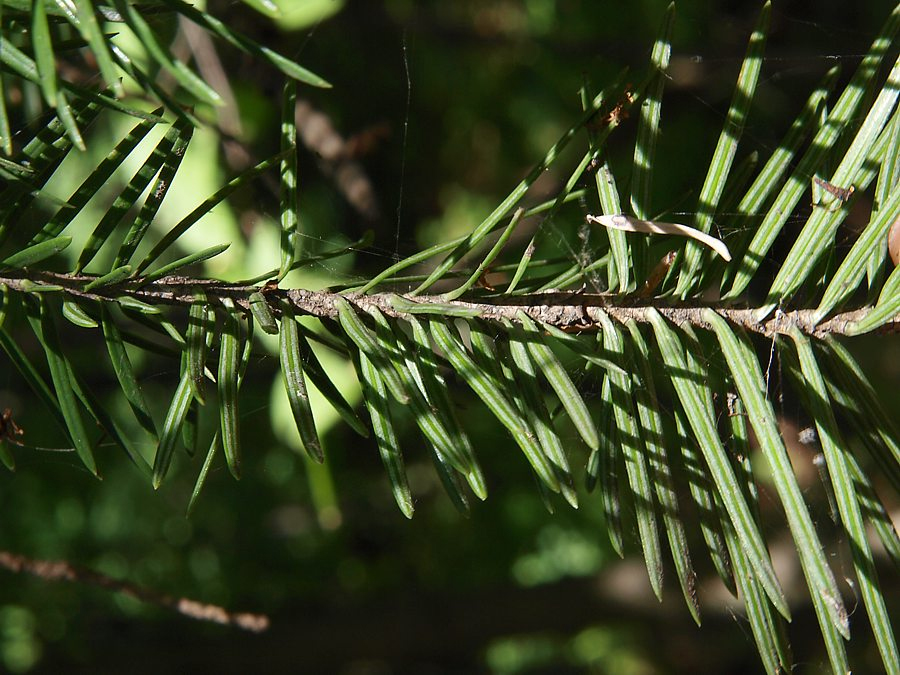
[295, 100, 382, 221]
[0, 551, 270, 633]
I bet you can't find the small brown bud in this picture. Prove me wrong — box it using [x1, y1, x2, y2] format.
[889, 217, 900, 267]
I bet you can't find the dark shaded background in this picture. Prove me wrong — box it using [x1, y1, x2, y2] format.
[0, 1, 897, 673]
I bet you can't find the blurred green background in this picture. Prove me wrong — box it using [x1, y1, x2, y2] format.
[0, 0, 897, 672]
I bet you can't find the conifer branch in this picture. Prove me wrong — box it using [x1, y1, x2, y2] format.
[1, 270, 895, 338]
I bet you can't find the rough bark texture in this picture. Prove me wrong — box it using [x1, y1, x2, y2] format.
[2, 271, 895, 338]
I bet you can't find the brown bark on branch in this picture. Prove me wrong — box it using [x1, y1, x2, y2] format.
[1, 270, 896, 338]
